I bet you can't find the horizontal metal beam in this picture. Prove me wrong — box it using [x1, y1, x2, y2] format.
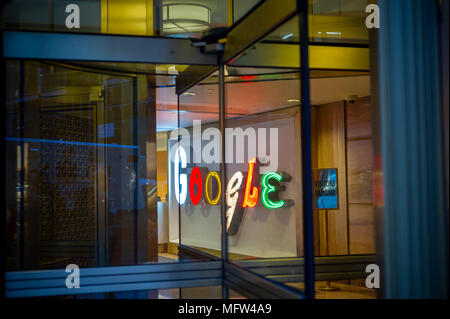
[224, 0, 297, 63]
[268, 271, 369, 283]
[176, 65, 217, 95]
[236, 254, 375, 268]
[5, 254, 375, 298]
[224, 262, 305, 299]
[234, 255, 375, 283]
[6, 261, 221, 298]
[2, 31, 217, 65]
[178, 244, 220, 261]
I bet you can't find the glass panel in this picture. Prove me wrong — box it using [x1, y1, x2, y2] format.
[228, 11, 373, 299]
[310, 0, 369, 44]
[1, 0, 102, 33]
[161, 0, 228, 37]
[225, 14, 305, 294]
[4, 60, 209, 271]
[27, 286, 243, 299]
[224, 71, 301, 259]
[5, 61, 145, 269]
[5, 61, 101, 270]
[102, 74, 138, 266]
[173, 76, 221, 257]
[225, 69, 305, 292]
[225, 7, 373, 295]
[309, 80, 374, 298]
[232, 0, 264, 23]
[0, 0, 229, 38]
[261, 1, 369, 45]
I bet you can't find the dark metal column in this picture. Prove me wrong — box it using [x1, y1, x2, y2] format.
[218, 51, 229, 300]
[18, 61, 25, 270]
[0, 28, 6, 298]
[377, 0, 448, 298]
[298, 0, 315, 299]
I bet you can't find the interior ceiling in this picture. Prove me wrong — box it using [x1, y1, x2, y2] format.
[40, 62, 370, 133]
[156, 74, 370, 132]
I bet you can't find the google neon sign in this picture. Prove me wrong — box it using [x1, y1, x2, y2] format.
[174, 147, 292, 235]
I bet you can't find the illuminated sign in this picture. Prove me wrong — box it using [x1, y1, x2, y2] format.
[242, 158, 259, 208]
[226, 171, 244, 235]
[189, 166, 203, 205]
[174, 147, 292, 235]
[205, 171, 221, 205]
[261, 172, 287, 209]
[174, 146, 187, 204]
[313, 168, 339, 210]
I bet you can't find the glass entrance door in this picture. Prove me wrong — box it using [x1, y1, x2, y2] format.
[3, 0, 375, 300]
[5, 61, 141, 270]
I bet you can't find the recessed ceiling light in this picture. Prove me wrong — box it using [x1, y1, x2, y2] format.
[287, 99, 300, 103]
[282, 33, 294, 40]
[182, 92, 196, 96]
[326, 31, 341, 35]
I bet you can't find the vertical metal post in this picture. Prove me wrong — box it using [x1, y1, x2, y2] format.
[368, 0, 384, 299]
[153, 0, 163, 36]
[298, 0, 315, 299]
[318, 210, 338, 291]
[218, 51, 229, 299]
[1, 30, 6, 298]
[96, 79, 107, 267]
[377, 0, 448, 298]
[18, 60, 25, 270]
[440, 0, 449, 279]
[133, 77, 139, 264]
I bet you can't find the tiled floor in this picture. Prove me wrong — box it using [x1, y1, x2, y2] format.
[157, 281, 375, 299]
[287, 281, 376, 299]
[315, 281, 376, 299]
[158, 253, 179, 263]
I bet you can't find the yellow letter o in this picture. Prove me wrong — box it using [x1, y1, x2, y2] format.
[205, 171, 221, 205]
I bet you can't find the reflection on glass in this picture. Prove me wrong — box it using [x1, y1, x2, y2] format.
[310, 0, 369, 44]
[224, 71, 305, 294]
[173, 79, 221, 258]
[162, 2, 211, 34]
[4, 60, 158, 270]
[29, 286, 245, 299]
[260, 1, 369, 45]
[232, 0, 263, 23]
[224, 103, 302, 260]
[1, 0, 229, 38]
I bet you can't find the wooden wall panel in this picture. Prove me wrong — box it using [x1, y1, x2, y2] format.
[310, 107, 321, 255]
[316, 101, 348, 256]
[346, 96, 375, 255]
[347, 139, 373, 204]
[348, 204, 375, 254]
[310, 96, 374, 257]
[346, 97, 372, 139]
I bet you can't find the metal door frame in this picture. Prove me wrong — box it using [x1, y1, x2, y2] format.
[0, 30, 308, 299]
[1, 0, 374, 299]
[0, 2, 310, 300]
